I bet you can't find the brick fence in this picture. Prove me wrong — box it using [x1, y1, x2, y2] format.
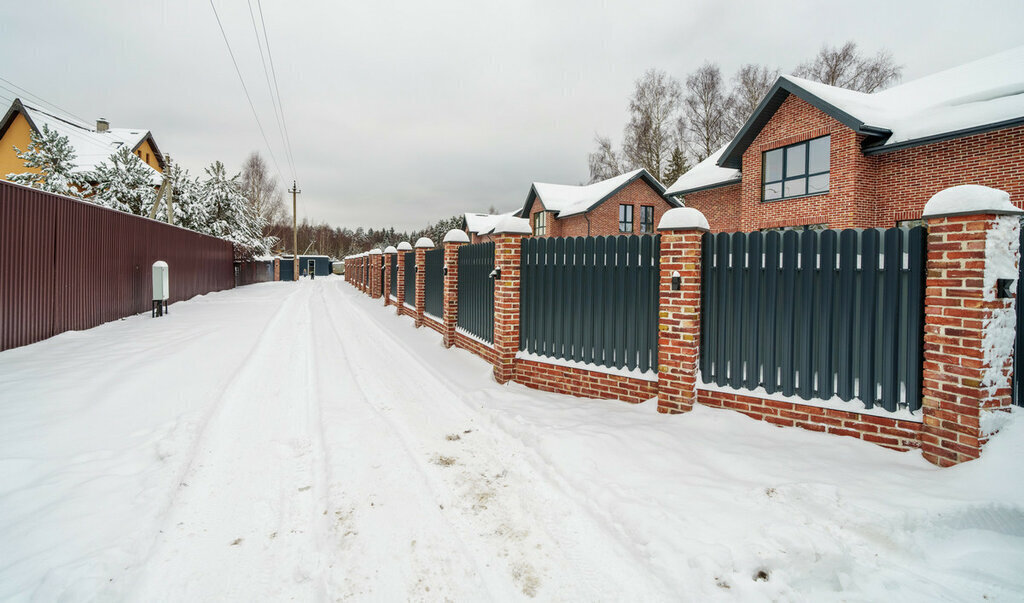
[343, 185, 1021, 467]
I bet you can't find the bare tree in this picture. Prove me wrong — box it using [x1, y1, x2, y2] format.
[794, 41, 902, 92]
[684, 62, 734, 162]
[587, 134, 625, 183]
[241, 152, 285, 227]
[727, 63, 779, 135]
[621, 69, 684, 182]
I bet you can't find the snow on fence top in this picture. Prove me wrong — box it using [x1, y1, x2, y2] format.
[443, 229, 470, 243]
[384, 245, 398, 254]
[415, 237, 435, 249]
[368, 248, 381, 255]
[397, 241, 413, 251]
[658, 207, 710, 231]
[923, 185, 1020, 218]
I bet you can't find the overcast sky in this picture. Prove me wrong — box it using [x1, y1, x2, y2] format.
[1, 0, 1022, 231]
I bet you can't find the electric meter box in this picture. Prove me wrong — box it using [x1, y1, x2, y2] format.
[152, 261, 169, 301]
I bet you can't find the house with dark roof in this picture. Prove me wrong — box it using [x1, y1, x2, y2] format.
[666, 46, 1024, 232]
[0, 98, 165, 186]
[521, 168, 679, 238]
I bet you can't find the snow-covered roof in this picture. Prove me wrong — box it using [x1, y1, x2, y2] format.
[1, 99, 163, 185]
[720, 46, 1024, 169]
[523, 169, 673, 218]
[665, 145, 742, 196]
[490, 215, 532, 235]
[464, 210, 522, 235]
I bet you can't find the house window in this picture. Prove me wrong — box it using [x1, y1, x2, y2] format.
[619, 204, 633, 233]
[762, 135, 830, 202]
[639, 206, 655, 233]
[146, 152, 150, 164]
[533, 211, 547, 236]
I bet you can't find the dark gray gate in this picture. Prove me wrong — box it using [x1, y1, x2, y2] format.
[457, 242, 495, 343]
[700, 227, 926, 412]
[1014, 225, 1024, 406]
[520, 235, 660, 372]
[424, 248, 443, 318]
[403, 251, 416, 307]
[389, 254, 398, 299]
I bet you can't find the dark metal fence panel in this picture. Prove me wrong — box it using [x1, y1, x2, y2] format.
[520, 235, 659, 372]
[700, 227, 926, 412]
[424, 248, 443, 318]
[1, 181, 235, 352]
[403, 251, 416, 307]
[1014, 225, 1024, 406]
[457, 242, 494, 343]
[235, 260, 274, 286]
[389, 254, 398, 299]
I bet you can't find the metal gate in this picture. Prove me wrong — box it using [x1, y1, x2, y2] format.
[1014, 225, 1024, 406]
[389, 254, 398, 299]
[424, 248, 443, 319]
[403, 251, 416, 308]
[457, 242, 495, 343]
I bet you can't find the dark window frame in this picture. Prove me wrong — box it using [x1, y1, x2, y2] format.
[639, 205, 655, 233]
[533, 211, 547, 236]
[619, 204, 634, 233]
[761, 135, 830, 202]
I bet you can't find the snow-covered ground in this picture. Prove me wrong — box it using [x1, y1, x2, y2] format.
[2, 276, 1023, 601]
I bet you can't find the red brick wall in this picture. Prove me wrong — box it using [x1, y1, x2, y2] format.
[421, 314, 444, 336]
[682, 183, 742, 232]
[514, 358, 657, 404]
[453, 331, 498, 366]
[528, 178, 675, 238]
[697, 390, 923, 450]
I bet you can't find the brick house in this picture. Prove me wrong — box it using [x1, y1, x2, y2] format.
[667, 46, 1024, 232]
[521, 168, 679, 237]
[463, 210, 521, 244]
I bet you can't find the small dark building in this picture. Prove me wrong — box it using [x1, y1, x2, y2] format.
[279, 255, 333, 280]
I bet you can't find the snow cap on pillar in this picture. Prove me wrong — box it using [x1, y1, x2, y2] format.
[491, 215, 532, 235]
[658, 207, 710, 232]
[368, 248, 382, 255]
[443, 229, 470, 244]
[383, 245, 398, 254]
[922, 185, 1021, 219]
[415, 237, 435, 248]
[397, 241, 413, 251]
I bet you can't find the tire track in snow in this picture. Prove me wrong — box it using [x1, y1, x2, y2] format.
[322, 280, 676, 600]
[128, 283, 330, 601]
[310, 282, 494, 601]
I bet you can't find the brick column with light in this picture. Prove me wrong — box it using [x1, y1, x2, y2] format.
[414, 237, 434, 328]
[442, 229, 469, 348]
[920, 185, 1022, 466]
[656, 207, 709, 414]
[491, 218, 531, 383]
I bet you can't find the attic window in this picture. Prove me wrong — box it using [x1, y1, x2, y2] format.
[762, 135, 830, 202]
[533, 211, 547, 236]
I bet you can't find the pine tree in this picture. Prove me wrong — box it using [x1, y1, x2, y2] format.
[7, 124, 91, 197]
[200, 161, 269, 257]
[92, 147, 157, 215]
[662, 146, 691, 186]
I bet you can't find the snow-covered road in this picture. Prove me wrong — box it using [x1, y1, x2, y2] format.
[2, 276, 1024, 601]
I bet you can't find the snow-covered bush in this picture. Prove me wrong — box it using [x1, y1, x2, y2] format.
[92, 147, 157, 215]
[6, 124, 91, 198]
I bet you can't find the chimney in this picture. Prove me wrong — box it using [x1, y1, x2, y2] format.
[96, 118, 109, 132]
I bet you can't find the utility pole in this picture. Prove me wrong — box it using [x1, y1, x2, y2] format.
[289, 181, 301, 281]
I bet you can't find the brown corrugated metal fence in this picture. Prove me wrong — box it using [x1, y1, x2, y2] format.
[1, 180, 236, 351]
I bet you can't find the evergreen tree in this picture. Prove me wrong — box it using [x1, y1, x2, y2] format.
[92, 147, 157, 215]
[662, 146, 691, 186]
[7, 124, 91, 197]
[200, 161, 269, 257]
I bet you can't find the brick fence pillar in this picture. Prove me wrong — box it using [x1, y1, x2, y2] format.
[920, 185, 1022, 466]
[274, 257, 280, 281]
[396, 242, 411, 315]
[656, 208, 708, 414]
[442, 229, 469, 348]
[368, 249, 382, 299]
[491, 219, 531, 383]
[414, 237, 435, 327]
[383, 246, 397, 305]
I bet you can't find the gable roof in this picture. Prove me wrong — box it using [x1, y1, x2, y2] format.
[720, 45, 1024, 169]
[464, 210, 519, 235]
[665, 145, 741, 196]
[0, 98, 164, 184]
[522, 168, 676, 218]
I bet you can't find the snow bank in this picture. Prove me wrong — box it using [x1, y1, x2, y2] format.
[657, 207, 710, 231]
[923, 184, 1019, 218]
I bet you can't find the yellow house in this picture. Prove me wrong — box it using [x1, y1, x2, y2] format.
[0, 98, 165, 185]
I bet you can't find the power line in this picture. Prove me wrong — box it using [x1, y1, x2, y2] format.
[208, 0, 285, 181]
[0, 76, 91, 125]
[256, 0, 298, 182]
[246, 0, 294, 180]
